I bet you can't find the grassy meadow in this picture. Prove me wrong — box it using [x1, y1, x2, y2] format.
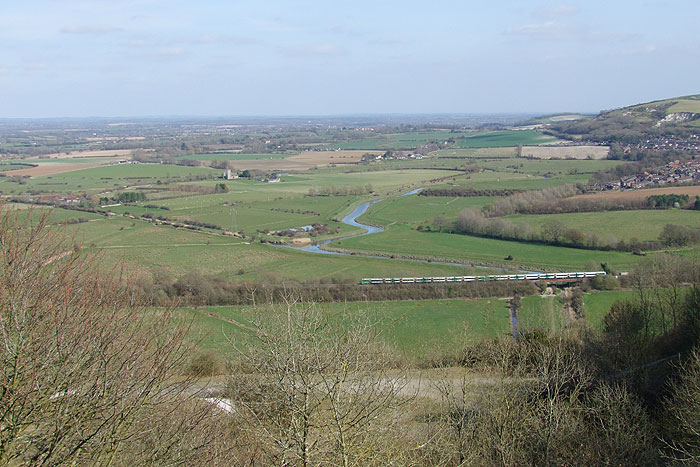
[182, 289, 641, 357]
[506, 209, 700, 242]
[452, 130, 559, 148]
[182, 298, 512, 357]
[332, 223, 641, 271]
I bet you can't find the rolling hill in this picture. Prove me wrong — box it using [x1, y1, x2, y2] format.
[545, 94, 700, 144]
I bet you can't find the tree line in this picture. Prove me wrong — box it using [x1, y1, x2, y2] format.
[307, 184, 374, 197]
[134, 270, 539, 307]
[98, 190, 147, 205]
[419, 187, 521, 197]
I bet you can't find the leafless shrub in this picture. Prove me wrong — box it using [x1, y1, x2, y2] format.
[228, 299, 411, 466]
[0, 206, 236, 465]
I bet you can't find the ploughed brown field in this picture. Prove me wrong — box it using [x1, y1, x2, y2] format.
[572, 185, 700, 201]
[0, 163, 99, 177]
[30, 149, 138, 159]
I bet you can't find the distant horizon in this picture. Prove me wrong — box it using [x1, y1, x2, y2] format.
[0, 93, 689, 121]
[0, 110, 578, 121]
[2, 1, 698, 118]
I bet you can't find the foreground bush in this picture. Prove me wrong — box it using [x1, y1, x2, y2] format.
[0, 207, 237, 465]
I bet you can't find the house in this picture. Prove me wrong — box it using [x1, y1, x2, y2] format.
[267, 174, 281, 183]
[223, 168, 238, 180]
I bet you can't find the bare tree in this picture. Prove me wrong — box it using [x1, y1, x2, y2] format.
[229, 299, 409, 466]
[0, 207, 233, 465]
[662, 349, 700, 463]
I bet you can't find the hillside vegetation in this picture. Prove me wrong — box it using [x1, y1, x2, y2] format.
[547, 94, 700, 144]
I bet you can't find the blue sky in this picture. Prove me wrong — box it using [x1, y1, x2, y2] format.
[1, 0, 698, 117]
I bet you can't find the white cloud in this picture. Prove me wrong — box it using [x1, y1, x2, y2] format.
[618, 44, 659, 55]
[286, 43, 347, 57]
[539, 4, 580, 19]
[182, 34, 258, 46]
[245, 17, 300, 33]
[60, 25, 124, 35]
[503, 21, 566, 38]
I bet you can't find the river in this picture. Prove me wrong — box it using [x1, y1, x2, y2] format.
[276, 187, 532, 273]
[278, 187, 482, 268]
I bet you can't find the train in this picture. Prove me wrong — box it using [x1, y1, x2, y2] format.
[360, 271, 607, 285]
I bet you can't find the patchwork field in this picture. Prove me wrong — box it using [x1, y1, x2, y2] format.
[190, 150, 380, 170]
[331, 130, 461, 150]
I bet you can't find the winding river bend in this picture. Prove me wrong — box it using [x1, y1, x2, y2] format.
[280, 187, 474, 268]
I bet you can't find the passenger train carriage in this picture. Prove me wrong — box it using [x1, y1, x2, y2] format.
[360, 271, 606, 285]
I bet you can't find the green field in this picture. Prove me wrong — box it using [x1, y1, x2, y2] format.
[361, 194, 495, 226]
[518, 296, 566, 331]
[452, 130, 559, 148]
[0, 163, 217, 195]
[183, 289, 642, 357]
[182, 298, 512, 357]
[582, 290, 639, 330]
[477, 157, 622, 175]
[105, 168, 460, 236]
[518, 291, 640, 333]
[52, 210, 487, 282]
[506, 209, 700, 242]
[332, 223, 641, 271]
[332, 130, 461, 150]
[0, 163, 35, 171]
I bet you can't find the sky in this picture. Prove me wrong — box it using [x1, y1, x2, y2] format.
[1, 0, 698, 118]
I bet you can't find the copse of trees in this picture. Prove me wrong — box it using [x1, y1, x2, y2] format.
[419, 187, 521, 197]
[99, 190, 147, 205]
[648, 193, 691, 208]
[307, 184, 374, 197]
[659, 223, 700, 247]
